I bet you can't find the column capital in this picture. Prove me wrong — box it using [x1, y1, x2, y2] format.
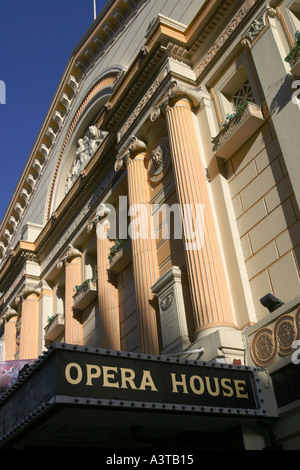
[87, 203, 111, 233]
[3, 305, 18, 321]
[57, 244, 81, 269]
[115, 136, 147, 171]
[16, 285, 41, 304]
[151, 81, 203, 121]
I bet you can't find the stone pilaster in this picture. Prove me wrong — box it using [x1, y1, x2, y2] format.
[57, 244, 82, 345]
[152, 81, 235, 339]
[2, 307, 18, 361]
[17, 287, 41, 360]
[88, 204, 121, 350]
[123, 137, 160, 354]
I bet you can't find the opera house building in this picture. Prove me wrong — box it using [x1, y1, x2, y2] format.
[0, 0, 300, 451]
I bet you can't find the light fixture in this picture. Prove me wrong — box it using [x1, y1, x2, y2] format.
[260, 293, 284, 313]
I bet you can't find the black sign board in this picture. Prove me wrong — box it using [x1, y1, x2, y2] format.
[55, 346, 263, 415]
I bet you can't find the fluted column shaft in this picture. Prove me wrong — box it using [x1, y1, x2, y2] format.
[3, 315, 17, 360]
[164, 89, 234, 336]
[19, 293, 39, 360]
[65, 257, 83, 345]
[96, 220, 120, 350]
[126, 142, 160, 354]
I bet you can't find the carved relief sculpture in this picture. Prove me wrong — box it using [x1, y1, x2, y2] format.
[148, 143, 170, 183]
[65, 126, 108, 194]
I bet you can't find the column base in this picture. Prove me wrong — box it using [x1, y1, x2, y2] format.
[191, 325, 245, 365]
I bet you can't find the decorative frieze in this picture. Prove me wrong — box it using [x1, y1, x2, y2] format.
[119, 68, 168, 140]
[195, 0, 260, 78]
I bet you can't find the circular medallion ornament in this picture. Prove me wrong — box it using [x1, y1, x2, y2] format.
[275, 315, 296, 356]
[251, 328, 276, 367]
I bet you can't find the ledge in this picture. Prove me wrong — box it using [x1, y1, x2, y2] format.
[108, 239, 131, 273]
[73, 279, 97, 310]
[44, 314, 65, 341]
[212, 102, 265, 160]
[291, 57, 300, 76]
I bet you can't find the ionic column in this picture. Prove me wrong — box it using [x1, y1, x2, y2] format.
[119, 137, 160, 354]
[152, 81, 234, 338]
[88, 205, 121, 350]
[2, 306, 18, 360]
[17, 287, 41, 360]
[58, 244, 82, 345]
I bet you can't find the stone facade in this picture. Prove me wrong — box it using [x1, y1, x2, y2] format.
[0, 0, 300, 450]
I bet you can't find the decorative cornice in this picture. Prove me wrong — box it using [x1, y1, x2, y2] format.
[195, 0, 261, 79]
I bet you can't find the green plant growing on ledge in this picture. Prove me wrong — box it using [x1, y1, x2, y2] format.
[46, 314, 58, 324]
[285, 30, 300, 66]
[74, 278, 97, 294]
[109, 239, 126, 260]
[212, 100, 249, 151]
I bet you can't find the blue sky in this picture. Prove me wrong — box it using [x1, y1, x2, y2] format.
[0, 0, 106, 221]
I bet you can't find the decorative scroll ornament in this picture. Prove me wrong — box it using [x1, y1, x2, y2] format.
[251, 308, 300, 367]
[16, 286, 42, 304]
[114, 136, 147, 172]
[241, 4, 276, 48]
[57, 244, 81, 269]
[87, 203, 111, 233]
[150, 81, 203, 122]
[3, 305, 18, 321]
[65, 126, 108, 194]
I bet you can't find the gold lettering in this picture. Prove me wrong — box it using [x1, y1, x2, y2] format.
[221, 378, 234, 397]
[171, 373, 188, 394]
[86, 364, 101, 386]
[139, 370, 158, 391]
[190, 375, 205, 395]
[205, 376, 220, 397]
[120, 368, 137, 390]
[234, 380, 249, 399]
[65, 362, 82, 385]
[102, 366, 119, 388]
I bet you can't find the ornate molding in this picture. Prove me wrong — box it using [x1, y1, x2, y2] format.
[195, 0, 260, 78]
[241, 4, 276, 48]
[119, 68, 168, 140]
